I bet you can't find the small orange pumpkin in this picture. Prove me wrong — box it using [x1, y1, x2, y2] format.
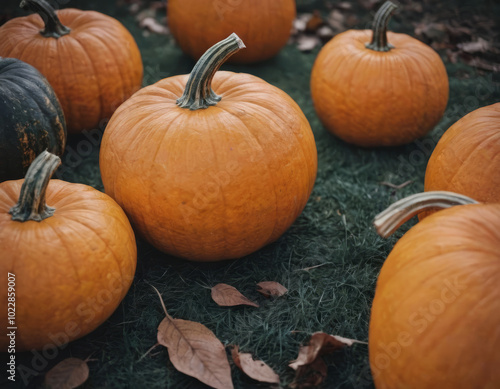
[424, 102, 500, 204]
[310, 1, 449, 147]
[0, 151, 137, 351]
[100, 34, 317, 261]
[370, 191, 500, 388]
[0, 0, 143, 133]
[168, 0, 296, 64]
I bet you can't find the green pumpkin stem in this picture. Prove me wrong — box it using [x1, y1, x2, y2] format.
[177, 33, 246, 110]
[365, 1, 398, 52]
[20, 0, 71, 38]
[374, 191, 478, 238]
[9, 151, 61, 222]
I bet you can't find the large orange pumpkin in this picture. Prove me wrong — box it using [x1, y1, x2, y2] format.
[168, 0, 296, 64]
[310, 1, 449, 147]
[0, 151, 137, 351]
[100, 34, 317, 261]
[370, 191, 500, 388]
[424, 103, 500, 203]
[0, 0, 143, 133]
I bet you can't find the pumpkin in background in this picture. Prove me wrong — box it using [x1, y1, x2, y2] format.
[168, 0, 296, 64]
[100, 34, 317, 261]
[370, 191, 500, 388]
[0, 151, 137, 351]
[310, 1, 449, 147]
[0, 0, 143, 134]
[0, 57, 66, 182]
[424, 103, 500, 204]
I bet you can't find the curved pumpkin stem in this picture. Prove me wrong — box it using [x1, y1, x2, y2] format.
[374, 191, 478, 238]
[365, 1, 398, 52]
[9, 151, 61, 222]
[20, 0, 71, 38]
[177, 33, 246, 110]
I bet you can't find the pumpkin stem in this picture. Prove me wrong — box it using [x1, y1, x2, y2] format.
[365, 1, 398, 52]
[374, 191, 478, 238]
[177, 33, 246, 110]
[9, 150, 61, 222]
[20, 0, 71, 38]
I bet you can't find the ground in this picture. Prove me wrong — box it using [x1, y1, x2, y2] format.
[1, 0, 499, 388]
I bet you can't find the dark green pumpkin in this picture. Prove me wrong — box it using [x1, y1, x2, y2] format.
[0, 57, 66, 182]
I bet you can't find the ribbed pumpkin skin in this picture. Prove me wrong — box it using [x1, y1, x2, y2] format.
[100, 71, 317, 261]
[369, 204, 500, 388]
[425, 103, 500, 203]
[0, 180, 137, 351]
[168, 0, 296, 64]
[0, 9, 143, 133]
[0, 58, 66, 182]
[311, 31, 449, 147]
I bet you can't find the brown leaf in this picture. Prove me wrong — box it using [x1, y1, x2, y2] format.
[152, 285, 234, 389]
[290, 358, 327, 389]
[334, 2, 352, 11]
[211, 284, 259, 307]
[231, 346, 280, 384]
[289, 332, 364, 370]
[457, 38, 491, 54]
[305, 11, 325, 33]
[297, 35, 321, 52]
[380, 180, 413, 190]
[139, 17, 169, 35]
[257, 281, 288, 298]
[316, 26, 335, 41]
[44, 358, 89, 389]
[327, 10, 345, 32]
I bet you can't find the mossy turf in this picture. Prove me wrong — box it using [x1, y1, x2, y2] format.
[2, 0, 499, 388]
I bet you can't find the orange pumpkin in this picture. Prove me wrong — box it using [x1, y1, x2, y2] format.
[310, 1, 449, 147]
[370, 191, 500, 388]
[424, 103, 500, 204]
[168, 0, 296, 64]
[100, 34, 317, 261]
[0, 0, 143, 133]
[0, 151, 137, 351]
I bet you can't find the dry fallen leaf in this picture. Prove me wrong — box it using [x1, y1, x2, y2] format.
[44, 358, 89, 389]
[317, 25, 335, 41]
[211, 283, 259, 307]
[139, 17, 169, 35]
[289, 333, 366, 388]
[289, 332, 365, 370]
[153, 286, 234, 389]
[257, 281, 288, 298]
[290, 358, 327, 389]
[457, 38, 491, 54]
[327, 10, 345, 32]
[297, 35, 321, 52]
[231, 346, 280, 384]
[305, 10, 325, 33]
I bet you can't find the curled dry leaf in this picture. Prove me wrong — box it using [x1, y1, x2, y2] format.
[289, 332, 365, 370]
[44, 358, 89, 389]
[297, 35, 321, 52]
[290, 358, 327, 389]
[256, 281, 288, 298]
[457, 38, 491, 54]
[211, 283, 259, 307]
[289, 333, 365, 388]
[317, 25, 335, 41]
[231, 346, 280, 384]
[305, 11, 325, 33]
[152, 285, 234, 389]
[139, 17, 169, 35]
[327, 10, 345, 32]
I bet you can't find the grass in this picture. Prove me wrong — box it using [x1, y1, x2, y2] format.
[3, 0, 500, 388]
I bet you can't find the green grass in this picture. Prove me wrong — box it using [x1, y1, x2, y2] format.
[4, 0, 500, 388]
